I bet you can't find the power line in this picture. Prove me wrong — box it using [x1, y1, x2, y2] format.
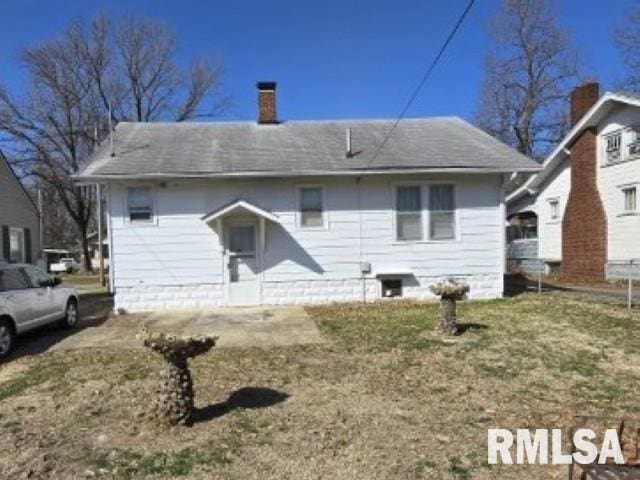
[368, 0, 477, 165]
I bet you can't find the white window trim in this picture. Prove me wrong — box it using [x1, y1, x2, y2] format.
[393, 183, 424, 242]
[295, 184, 329, 230]
[8, 227, 26, 263]
[620, 183, 639, 216]
[427, 184, 458, 242]
[546, 197, 560, 222]
[391, 182, 459, 244]
[124, 186, 158, 226]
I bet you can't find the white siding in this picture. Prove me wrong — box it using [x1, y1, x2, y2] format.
[535, 159, 570, 261]
[597, 105, 640, 261]
[109, 174, 505, 311]
[507, 158, 570, 261]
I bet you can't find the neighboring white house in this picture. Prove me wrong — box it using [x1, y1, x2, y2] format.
[507, 84, 640, 279]
[76, 82, 538, 311]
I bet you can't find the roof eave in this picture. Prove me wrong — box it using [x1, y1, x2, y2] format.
[74, 165, 541, 184]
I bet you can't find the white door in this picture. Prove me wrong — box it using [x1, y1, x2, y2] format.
[226, 223, 260, 305]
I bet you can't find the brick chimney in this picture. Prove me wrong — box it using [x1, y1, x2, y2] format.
[562, 82, 607, 279]
[570, 82, 599, 127]
[257, 81, 277, 124]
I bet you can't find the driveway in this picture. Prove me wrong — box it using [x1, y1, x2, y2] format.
[48, 304, 324, 352]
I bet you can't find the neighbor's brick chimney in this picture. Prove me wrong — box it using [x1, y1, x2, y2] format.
[562, 82, 607, 279]
[257, 81, 277, 124]
[570, 82, 599, 127]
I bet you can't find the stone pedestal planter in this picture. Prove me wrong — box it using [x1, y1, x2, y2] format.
[139, 328, 218, 426]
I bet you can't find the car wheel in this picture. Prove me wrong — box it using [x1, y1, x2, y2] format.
[0, 319, 15, 359]
[60, 300, 79, 329]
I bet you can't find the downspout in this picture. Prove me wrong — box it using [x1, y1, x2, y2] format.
[106, 183, 115, 296]
[356, 176, 366, 303]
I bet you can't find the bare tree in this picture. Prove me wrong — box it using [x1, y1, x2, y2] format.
[614, 3, 640, 91]
[475, 0, 580, 159]
[0, 15, 228, 270]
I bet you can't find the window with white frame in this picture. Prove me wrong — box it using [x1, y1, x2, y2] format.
[605, 131, 622, 164]
[127, 187, 153, 222]
[629, 128, 640, 157]
[548, 199, 559, 220]
[429, 185, 455, 240]
[9, 227, 25, 263]
[299, 187, 324, 227]
[623, 186, 637, 213]
[396, 185, 423, 241]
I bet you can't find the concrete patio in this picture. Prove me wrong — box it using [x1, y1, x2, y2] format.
[46, 305, 324, 352]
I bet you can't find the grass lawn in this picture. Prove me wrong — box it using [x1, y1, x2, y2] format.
[1, 294, 640, 479]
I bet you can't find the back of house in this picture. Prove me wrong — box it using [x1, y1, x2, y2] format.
[76, 82, 539, 311]
[508, 83, 640, 280]
[0, 152, 39, 264]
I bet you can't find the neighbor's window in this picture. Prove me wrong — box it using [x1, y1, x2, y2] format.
[127, 187, 153, 222]
[429, 185, 455, 240]
[299, 187, 324, 227]
[9, 227, 25, 263]
[548, 199, 560, 220]
[623, 186, 637, 213]
[605, 131, 622, 164]
[629, 128, 640, 157]
[396, 185, 422, 241]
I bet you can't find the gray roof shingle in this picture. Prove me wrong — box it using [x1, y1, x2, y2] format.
[77, 117, 539, 179]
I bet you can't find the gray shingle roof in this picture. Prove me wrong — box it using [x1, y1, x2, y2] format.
[77, 117, 539, 179]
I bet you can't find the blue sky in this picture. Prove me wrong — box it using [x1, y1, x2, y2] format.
[0, 0, 635, 122]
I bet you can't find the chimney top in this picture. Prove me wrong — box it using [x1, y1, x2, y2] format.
[257, 81, 277, 124]
[570, 82, 600, 127]
[257, 81, 276, 91]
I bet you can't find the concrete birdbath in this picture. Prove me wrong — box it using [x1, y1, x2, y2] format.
[429, 279, 469, 336]
[139, 328, 218, 426]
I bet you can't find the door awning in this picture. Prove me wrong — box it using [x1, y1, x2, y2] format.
[201, 199, 280, 224]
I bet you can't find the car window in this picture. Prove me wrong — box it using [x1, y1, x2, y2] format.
[0, 269, 30, 292]
[22, 266, 53, 288]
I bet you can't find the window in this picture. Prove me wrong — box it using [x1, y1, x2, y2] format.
[228, 225, 256, 254]
[127, 187, 153, 222]
[0, 268, 29, 291]
[623, 186, 637, 213]
[299, 187, 324, 227]
[396, 185, 423, 241]
[9, 227, 25, 263]
[548, 199, 560, 220]
[22, 265, 53, 288]
[429, 185, 455, 240]
[605, 132, 622, 164]
[381, 279, 403, 298]
[507, 212, 538, 241]
[629, 129, 640, 157]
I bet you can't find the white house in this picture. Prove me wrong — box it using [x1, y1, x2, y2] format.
[507, 83, 640, 279]
[76, 82, 538, 311]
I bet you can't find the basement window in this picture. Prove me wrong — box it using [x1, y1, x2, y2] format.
[381, 279, 403, 298]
